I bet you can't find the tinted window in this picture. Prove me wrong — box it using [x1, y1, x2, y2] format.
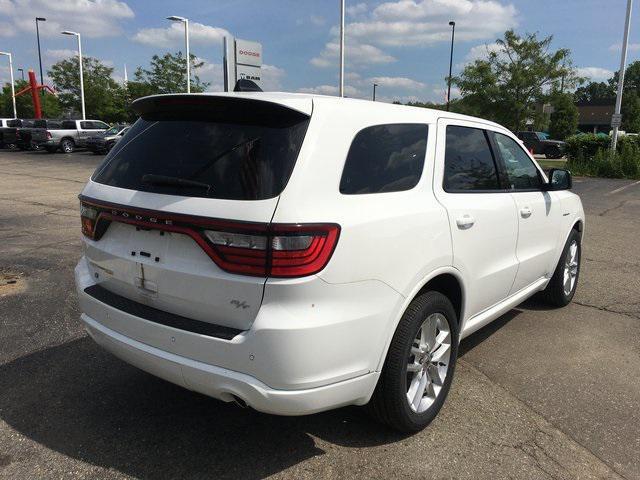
[80, 121, 92, 129]
[339, 124, 427, 194]
[93, 116, 310, 200]
[444, 126, 500, 191]
[493, 132, 542, 190]
[62, 121, 76, 129]
[7, 119, 21, 127]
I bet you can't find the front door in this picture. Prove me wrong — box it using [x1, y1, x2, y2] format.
[490, 131, 561, 293]
[434, 119, 519, 321]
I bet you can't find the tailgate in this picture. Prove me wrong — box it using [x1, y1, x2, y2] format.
[80, 94, 311, 332]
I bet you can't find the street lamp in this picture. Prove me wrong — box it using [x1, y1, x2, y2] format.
[372, 83, 378, 101]
[35, 17, 46, 96]
[446, 21, 456, 111]
[0, 52, 17, 118]
[611, 0, 633, 153]
[61, 30, 85, 120]
[17, 68, 25, 81]
[167, 15, 190, 93]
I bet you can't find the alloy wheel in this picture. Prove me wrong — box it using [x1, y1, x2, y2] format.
[406, 313, 452, 413]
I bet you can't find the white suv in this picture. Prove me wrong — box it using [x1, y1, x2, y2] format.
[75, 93, 584, 432]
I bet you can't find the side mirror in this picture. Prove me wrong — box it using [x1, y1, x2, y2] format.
[544, 168, 572, 191]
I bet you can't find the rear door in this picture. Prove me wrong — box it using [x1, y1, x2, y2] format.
[81, 95, 312, 331]
[490, 131, 562, 293]
[434, 118, 519, 319]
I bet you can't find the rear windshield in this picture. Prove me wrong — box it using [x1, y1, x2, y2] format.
[93, 114, 309, 201]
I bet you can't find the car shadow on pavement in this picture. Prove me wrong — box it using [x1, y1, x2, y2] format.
[0, 337, 407, 479]
[458, 309, 522, 357]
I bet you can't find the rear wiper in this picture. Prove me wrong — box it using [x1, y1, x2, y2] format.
[141, 174, 212, 193]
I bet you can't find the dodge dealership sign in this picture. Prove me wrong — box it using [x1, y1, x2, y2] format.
[224, 37, 263, 90]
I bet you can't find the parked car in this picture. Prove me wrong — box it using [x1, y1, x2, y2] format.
[75, 93, 584, 432]
[516, 131, 566, 158]
[0, 118, 17, 148]
[13, 119, 39, 150]
[37, 119, 111, 153]
[23, 119, 64, 150]
[0, 119, 24, 149]
[85, 124, 130, 154]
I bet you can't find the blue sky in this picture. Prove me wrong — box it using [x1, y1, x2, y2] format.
[1, 0, 639, 103]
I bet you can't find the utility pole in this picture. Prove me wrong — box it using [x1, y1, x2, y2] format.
[35, 18, 46, 97]
[612, 0, 633, 153]
[339, 0, 345, 97]
[446, 21, 456, 111]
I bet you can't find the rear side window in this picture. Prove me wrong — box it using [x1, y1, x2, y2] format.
[443, 126, 500, 192]
[340, 124, 428, 194]
[93, 116, 310, 201]
[62, 121, 76, 129]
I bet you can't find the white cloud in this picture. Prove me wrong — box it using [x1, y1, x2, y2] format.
[311, 41, 396, 68]
[463, 42, 504, 63]
[297, 84, 362, 97]
[312, 0, 517, 71]
[45, 49, 77, 61]
[575, 67, 614, 82]
[349, 0, 517, 47]
[347, 2, 368, 17]
[369, 76, 426, 90]
[0, 0, 134, 38]
[133, 22, 230, 48]
[609, 43, 640, 52]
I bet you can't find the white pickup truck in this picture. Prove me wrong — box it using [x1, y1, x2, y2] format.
[35, 119, 110, 153]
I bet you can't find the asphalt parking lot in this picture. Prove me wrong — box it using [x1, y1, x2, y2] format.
[1, 150, 639, 480]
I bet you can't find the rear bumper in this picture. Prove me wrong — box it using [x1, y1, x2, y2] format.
[82, 313, 379, 415]
[75, 256, 402, 415]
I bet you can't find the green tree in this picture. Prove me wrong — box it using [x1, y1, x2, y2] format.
[609, 60, 640, 94]
[48, 56, 127, 122]
[549, 93, 579, 140]
[621, 90, 640, 132]
[132, 51, 209, 95]
[1, 80, 61, 118]
[453, 30, 580, 131]
[574, 81, 615, 103]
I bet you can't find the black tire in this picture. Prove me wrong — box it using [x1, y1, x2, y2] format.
[368, 291, 459, 432]
[539, 229, 581, 307]
[60, 138, 75, 153]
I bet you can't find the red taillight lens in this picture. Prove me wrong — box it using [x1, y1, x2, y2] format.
[79, 199, 340, 278]
[80, 203, 98, 238]
[204, 224, 340, 277]
[47, 131, 52, 139]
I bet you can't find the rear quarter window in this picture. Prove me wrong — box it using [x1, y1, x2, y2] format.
[339, 124, 428, 194]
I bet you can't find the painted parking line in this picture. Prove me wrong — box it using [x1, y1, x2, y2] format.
[606, 180, 640, 195]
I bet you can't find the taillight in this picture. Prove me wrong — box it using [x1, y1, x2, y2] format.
[79, 199, 340, 278]
[203, 224, 340, 277]
[80, 203, 98, 239]
[46, 131, 52, 139]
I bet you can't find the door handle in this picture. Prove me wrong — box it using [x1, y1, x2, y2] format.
[520, 207, 532, 218]
[456, 214, 475, 229]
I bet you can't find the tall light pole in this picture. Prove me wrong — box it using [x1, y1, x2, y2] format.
[372, 83, 378, 101]
[446, 21, 456, 111]
[167, 16, 190, 93]
[35, 17, 46, 97]
[61, 31, 85, 120]
[612, 0, 633, 153]
[18, 68, 25, 81]
[0, 52, 17, 118]
[339, 0, 345, 97]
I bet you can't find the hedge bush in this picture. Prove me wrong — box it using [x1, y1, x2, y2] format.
[566, 139, 640, 179]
